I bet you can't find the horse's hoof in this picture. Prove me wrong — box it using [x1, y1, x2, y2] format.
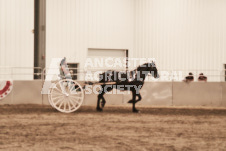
[96, 108, 103, 112]
[133, 109, 140, 113]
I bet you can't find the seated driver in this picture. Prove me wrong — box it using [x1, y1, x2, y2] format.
[59, 57, 72, 79]
[59, 57, 81, 91]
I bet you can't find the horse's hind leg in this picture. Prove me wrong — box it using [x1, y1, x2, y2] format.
[101, 96, 106, 108]
[97, 94, 103, 111]
[97, 86, 105, 111]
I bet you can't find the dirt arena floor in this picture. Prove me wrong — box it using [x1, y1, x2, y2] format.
[0, 105, 226, 151]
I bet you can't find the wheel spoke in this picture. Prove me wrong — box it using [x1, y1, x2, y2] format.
[58, 100, 64, 109]
[72, 92, 82, 96]
[59, 81, 67, 93]
[53, 97, 64, 105]
[71, 86, 81, 93]
[64, 101, 66, 110]
[69, 84, 76, 91]
[68, 98, 77, 109]
[70, 95, 82, 100]
[53, 87, 64, 94]
[52, 90, 63, 95]
[52, 97, 63, 104]
[52, 94, 64, 99]
[71, 91, 82, 95]
[67, 101, 71, 110]
[70, 98, 80, 105]
[51, 95, 64, 100]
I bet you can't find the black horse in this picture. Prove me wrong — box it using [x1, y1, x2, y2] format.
[96, 62, 159, 113]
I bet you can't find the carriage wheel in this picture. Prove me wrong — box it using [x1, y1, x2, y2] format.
[49, 79, 84, 113]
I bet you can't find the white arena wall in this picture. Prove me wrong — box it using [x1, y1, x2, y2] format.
[0, 0, 225, 81]
[46, 0, 226, 82]
[1, 81, 226, 108]
[46, 0, 134, 68]
[0, 0, 34, 80]
[133, 0, 226, 73]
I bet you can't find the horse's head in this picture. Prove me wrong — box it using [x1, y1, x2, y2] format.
[136, 62, 160, 80]
[147, 62, 159, 78]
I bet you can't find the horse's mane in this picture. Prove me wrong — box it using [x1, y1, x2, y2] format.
[128, 62, 155, 78]
[134, 62, 155, 71]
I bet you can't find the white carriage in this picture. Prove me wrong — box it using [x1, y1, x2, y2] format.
[46, 68, 115, 113]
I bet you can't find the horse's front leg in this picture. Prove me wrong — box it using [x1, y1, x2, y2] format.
[128, 92, 142, 103]
[131, 93, 142, 113]
[127, 90, 136, 103]
[128, 90, 140, 113]
[132, 91, 140, 113]
[135, 93, 142, 103]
